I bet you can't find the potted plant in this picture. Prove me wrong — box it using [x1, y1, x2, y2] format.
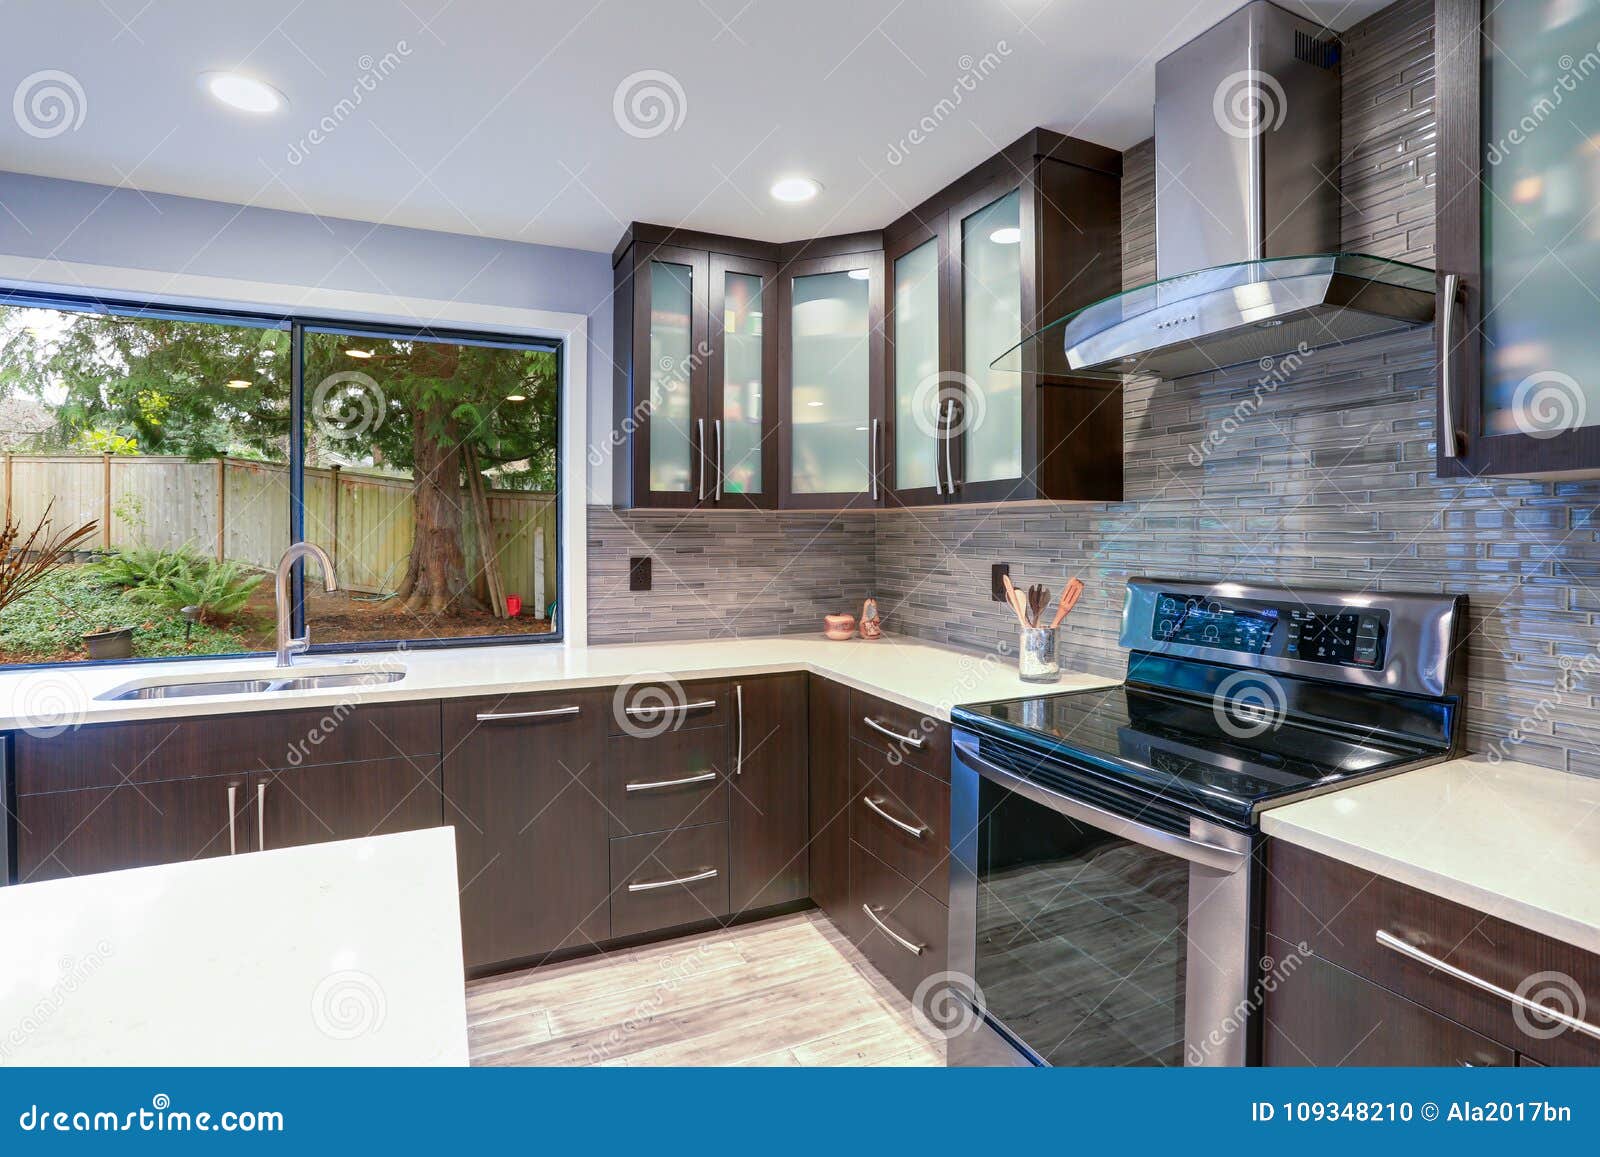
[82, 621, 135, 660]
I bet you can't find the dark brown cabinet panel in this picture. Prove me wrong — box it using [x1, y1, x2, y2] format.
[850, 839, 948, 1002]
[849, 688, 949, 780]
[727, 675, 809, 913]
[848, 739, 949, 903]
[442, 690, 613, 969]
[605, 678, 732, 734]
[249, 755, 443, 854]
[807, 675, 853, 925]
[604, 726, 730, 837]
[1267, 839, 1600, 1066]
[16, 774, 248, 883]
[1262, 938, 1514, 1067]
[14, 700, 441, 795]
[609, 821, 731, 939]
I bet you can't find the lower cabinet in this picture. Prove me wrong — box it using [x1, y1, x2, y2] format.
[609, 821, 731, 939]
[442, 689, 613, 970]
[727, 674, 809, 912]
[807, 675, 853, 923]
[850, 839, 948, 1001]
[249, 756, 442, 853]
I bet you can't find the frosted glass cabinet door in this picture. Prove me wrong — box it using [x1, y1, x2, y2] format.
[960, 189, 1023, 486]
[892, 237, 942, 494]
[709, 256, 776, 507]
[647, 260, 696, 494]
[785, 256, 882, 505]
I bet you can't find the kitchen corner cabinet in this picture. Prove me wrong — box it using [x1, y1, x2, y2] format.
[778, 250, 887, 509]
[612, 232, 781, 509]
[884, 131, 1125, 507]
[1436, 0, 1600, 479]
[727, 674, 810, 911]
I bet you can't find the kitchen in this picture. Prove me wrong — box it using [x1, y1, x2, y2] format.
[0, 0, 1597, 1107]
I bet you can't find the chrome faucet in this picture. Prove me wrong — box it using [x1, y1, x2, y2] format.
[274, 542, 338, 667]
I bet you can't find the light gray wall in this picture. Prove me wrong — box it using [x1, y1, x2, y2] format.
[0, 170, 615, 499]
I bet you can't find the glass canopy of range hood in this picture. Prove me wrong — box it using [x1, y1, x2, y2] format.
[989, 253, 1438, 381]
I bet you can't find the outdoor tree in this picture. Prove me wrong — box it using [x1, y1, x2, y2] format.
[0, 305, 558, 615]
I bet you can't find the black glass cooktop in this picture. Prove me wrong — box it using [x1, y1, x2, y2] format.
[952, 682, 1440, 828]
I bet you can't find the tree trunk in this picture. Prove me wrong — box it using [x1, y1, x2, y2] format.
[394, 392, 485, 616]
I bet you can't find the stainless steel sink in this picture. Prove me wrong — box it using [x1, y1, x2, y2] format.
[99, 668, 405, 701]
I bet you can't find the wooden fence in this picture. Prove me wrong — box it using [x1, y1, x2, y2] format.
[0, 454, 556, 611]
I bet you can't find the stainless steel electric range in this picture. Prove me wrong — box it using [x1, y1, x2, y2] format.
[947, 578, 1467, 1068]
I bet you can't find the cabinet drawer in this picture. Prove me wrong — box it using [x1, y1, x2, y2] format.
[1267, 840, 1600, 1066]
[15, 700, 442, 795]
[609, 822, 731, 938]
[606, 679, 731, 736]
[849, 689, 948, 780]
[604, 728, 730, 836]
[443, 689, 606, 743]
[850, 839, 948, 1003]
[850, 739, 949, 903]
[1262, 937, 1515, 1067]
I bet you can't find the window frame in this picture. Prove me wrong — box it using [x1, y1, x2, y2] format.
[0, 287, 566, 670]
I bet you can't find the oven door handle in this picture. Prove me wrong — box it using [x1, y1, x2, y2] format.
[953, 736, 1249, 874]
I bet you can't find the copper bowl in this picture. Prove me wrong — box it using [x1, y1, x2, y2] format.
[823, 613, 857, 641]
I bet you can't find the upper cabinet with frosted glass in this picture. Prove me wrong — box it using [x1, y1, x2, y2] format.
[1436, 0, 1600, 479]
[884, 130, 1126, 507]
[612, 229, 778, 508]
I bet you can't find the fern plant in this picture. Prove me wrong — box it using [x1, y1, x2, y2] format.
[123, 556, 266, 624]
[88, 545, 198, 591]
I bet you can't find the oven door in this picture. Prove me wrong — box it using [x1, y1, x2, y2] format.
[948, 730, 1256, 1067]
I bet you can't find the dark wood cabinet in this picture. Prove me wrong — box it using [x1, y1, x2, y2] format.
[807, 675, 853, 926]
[708, 253, 780, 509]
[1262, 937, 1514, 1067]
[442, 690, 613, 969]
[1436, 0, 1600, 478]
[248, 755, 442, 854]
[727, 674, 809, 913]
[849, 839, 948, 1002]
[884, 216, 953, 507]
[609, 820, 731, 939]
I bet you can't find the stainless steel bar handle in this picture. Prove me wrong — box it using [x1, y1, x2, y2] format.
[714, 419, 724, 501]
[628, 866, 719, 893]
[932, 400, 945, 496]
[257, 781, 267, 851]
[1375, 929, 1600, 1042]
[476, 705, 582, 722]
[869, 418, 880, 501]
[862, 795, 927, 839]
[1439, 272, 1461, 460]
[953, 735, 1248, 874]
[862, 715, 925, 748]
[861, 904, 925, 956]
[697, 417, 708, 500]
[227, 783, 238, 855]
[625, 770, 718, 793]
[940, 397, 956, 494]
[735, 683, 744, 776]
[624, 698, 717, 717]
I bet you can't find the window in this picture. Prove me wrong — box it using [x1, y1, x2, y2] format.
[0, 291, 561, 667]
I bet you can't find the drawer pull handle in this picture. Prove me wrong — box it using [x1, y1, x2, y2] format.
[628, 866, 719, 893]
[1375, 929, 1600, 1042]
[861, 903, 925, 956]
[257, 781, 267, 851]
[862, 716, 925, 748]
[624, 698, 718, 718]
[862, 795, 927, 839]
[625, 770, 718, 793]
[476, 706, 582, 722]
[227, 783, 238, 855]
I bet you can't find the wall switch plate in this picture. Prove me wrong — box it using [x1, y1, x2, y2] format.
[629, 556, 652, 592]
[991, 563, 1010, 602]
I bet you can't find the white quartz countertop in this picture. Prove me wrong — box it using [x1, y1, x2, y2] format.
[1260, 757, 1600, 956]
[0, 634, 1114, 731]
[0, 827, 469, 1065]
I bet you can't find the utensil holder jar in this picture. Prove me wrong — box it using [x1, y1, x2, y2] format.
[1018, 626, 1060, 683]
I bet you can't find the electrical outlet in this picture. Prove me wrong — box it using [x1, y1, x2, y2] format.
[629, 556, 652, 592]
[991, 563, 1010, 602]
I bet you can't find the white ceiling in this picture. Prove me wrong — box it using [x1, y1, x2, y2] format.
[0, 0, 1391, 253]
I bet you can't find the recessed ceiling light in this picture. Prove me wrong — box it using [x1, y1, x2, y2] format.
[770, 176, 821, 204]
[201, 72, 285, 114]
[846, 269, 870, 281]
[989, 226, 1022, 245]
[225, 379, 252, 389]
[344, 348, 374, 359]
[505, 393, 527, 402]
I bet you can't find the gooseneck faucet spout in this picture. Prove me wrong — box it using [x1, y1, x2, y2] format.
[274, 542, 338, 667]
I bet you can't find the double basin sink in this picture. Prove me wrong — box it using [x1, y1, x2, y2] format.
[98, 666, 405, 701]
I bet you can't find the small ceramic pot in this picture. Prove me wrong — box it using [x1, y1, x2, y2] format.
[823, 613, 857, 641]
[84, 627, 134, 661]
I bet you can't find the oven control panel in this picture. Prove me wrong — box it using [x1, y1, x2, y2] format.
[1151, 592, 1387, 669]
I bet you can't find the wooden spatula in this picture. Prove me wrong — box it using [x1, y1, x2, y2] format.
[1049, 578, 1085, 629]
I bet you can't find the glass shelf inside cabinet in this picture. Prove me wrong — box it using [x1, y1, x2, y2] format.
[988, 252, 1437, 382]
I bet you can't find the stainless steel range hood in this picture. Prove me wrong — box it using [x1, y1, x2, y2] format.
[995, 1, 1436, 380]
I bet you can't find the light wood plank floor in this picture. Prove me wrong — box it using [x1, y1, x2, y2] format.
[465, 911, 945, 1067]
